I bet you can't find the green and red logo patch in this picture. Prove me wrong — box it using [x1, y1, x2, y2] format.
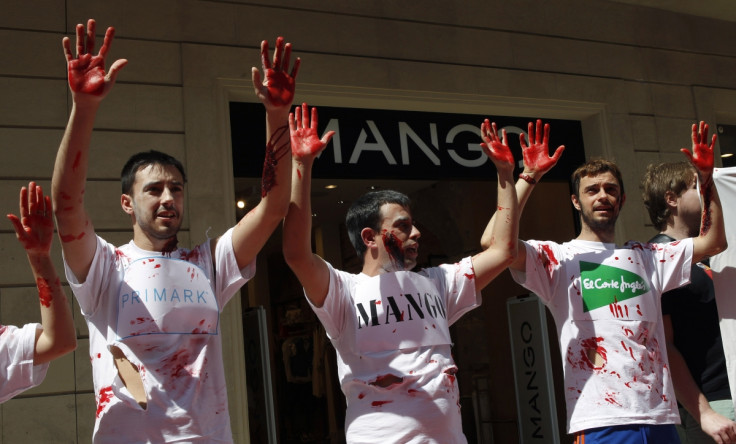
[579, 261, 650, 312]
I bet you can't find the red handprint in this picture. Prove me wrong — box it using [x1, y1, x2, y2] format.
[480, 119, 515, 171]
[252, 37, 300, 109]
[63, 19, 127, 97]
[7, 182, 54, 255]
[681, 121, 716, 174]
[289, 103, 335, 160]
[520, 119, 565, 175]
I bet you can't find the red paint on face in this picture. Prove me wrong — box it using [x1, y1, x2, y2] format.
[382, 230, 405, 268]
[36, 277, 54, 307]
[96, 386, 114, 418]
[358, 392, 365, 399]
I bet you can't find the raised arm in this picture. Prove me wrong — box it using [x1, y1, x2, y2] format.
[682, 121, 727, 262]
[282, 104, 335, 307]
[52, 19, 127, 282]
[480, 119, 564, 273]
[471, 119, 519, 290]
[227, 37, 301, 268]
[8, 183, 76, 365]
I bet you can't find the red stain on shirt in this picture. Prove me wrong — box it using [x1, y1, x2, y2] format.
[371, 400, 393, 407]
[96, 386, 114, 418]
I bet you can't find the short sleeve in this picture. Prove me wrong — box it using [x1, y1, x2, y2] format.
[213, 227, 255, 307]
[63, 235, 117, 316]
[0, 324, 49, 403]
[422, 257, 481, 326]
[510, 240, 563, 304]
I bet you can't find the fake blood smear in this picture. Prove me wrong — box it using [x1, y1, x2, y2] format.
[382, 231, 405, 267]
[36, 277, 54, 307]
[161, 237, 179, 256]
[371, 400, 393, 407]
[96, 386, 114, 418]
[261, 126, 289, 198]
[72, 151, 82, 171]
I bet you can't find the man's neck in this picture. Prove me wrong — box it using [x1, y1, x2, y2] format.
[132, 231, 178, 253]
[576, 226, 616, 244]
[661, 225, 689, 241]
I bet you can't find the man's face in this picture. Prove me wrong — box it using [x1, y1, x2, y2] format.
[573, 172, 624, 234]
[124, 164, 185, 242]
[677, 175, 702, 237]
[376, 203, 421, 271]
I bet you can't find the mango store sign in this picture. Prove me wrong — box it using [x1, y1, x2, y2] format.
[507, 294, 561, 443]
[231, 103, 585, 180]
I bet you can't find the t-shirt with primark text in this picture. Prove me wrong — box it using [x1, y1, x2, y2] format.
[511, 238, 692, 434]
[64, 227, 252, 443]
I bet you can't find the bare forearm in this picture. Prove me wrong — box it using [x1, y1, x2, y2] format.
[693, 177, 727, 262]
[27, 254, 76, 365]
[283, 158, 315, 263]
[481, 176, 534, 249]
[474, 170, 518, 289]
[52, 102, 98, 213]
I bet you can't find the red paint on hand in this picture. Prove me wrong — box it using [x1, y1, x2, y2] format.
[520, 119, 565, 176]
[254, 37, 300, 109]
[8, 183, 54, 255]
[64, 20, 127, 97]
[289, 103, 335, 159]
[681, 121, 716, 173]
[480, 120, 514, 168]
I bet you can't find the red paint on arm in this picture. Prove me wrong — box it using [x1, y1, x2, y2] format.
[261, 125, 290, 198]
[36, 277, 54, 307]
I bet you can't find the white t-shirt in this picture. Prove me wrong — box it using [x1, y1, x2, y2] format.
[64, 228, 253, 443]
[310, 257, 480, 444]
[0, 323, 48, 403]
[511, 239, 692, 434]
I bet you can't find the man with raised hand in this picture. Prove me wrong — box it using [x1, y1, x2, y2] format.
[282, 103, 519, 443]
[2, 183, 76, 402]
[52, 19, 298, 442]
[507, 121, 726, 444]
[643, 159, 736, 444]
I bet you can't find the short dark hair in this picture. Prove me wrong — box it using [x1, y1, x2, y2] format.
[121, 150, 187, 194]
[641, 161, 696, 231]
[345, 190, 411, 261]
[571, 158, 625, 199]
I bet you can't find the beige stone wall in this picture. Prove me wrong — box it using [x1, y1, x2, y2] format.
[1, 0, 735, 442]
